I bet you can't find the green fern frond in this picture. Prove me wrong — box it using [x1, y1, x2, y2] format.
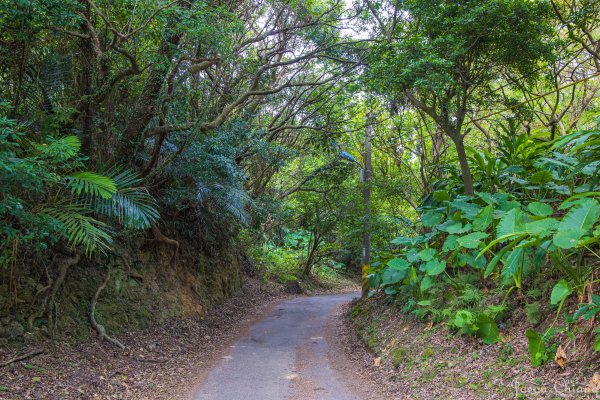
[31, 135, 81, 161]
[61, 136, 81, 158]
[208, 184, 251, 226]
[94, 168, 159, 229]
[106, 167, 143, 188]
[65, 171, 117, 199]
[44, 205, 113, 256]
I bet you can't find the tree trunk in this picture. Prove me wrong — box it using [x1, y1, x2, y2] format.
[302, 234, 320, 277]
[449, 133, 474, 196]
[363, 123, 372, 267]
[431, 124, 445, 163]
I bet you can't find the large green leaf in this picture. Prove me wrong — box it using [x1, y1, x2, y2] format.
[410, 266, 418, 283]
[476, 314, 499, 344]
[433, 190, 450, 201]
[497, 199, 522, 212]
[562, 192, 600, 204]
[442, 235, 459, 252]
[501, 247, 524, 278]
[448, 200, 481, 219]
[387, 257, 409, 271]
[496, 208, 524, 239]
[527, 202, 553, 217]
[391, 236, 413, 246]
[473, 205, 494, 231]
[558, 199, 600, 232]
[425, 258, 446, 276]
[382, 268, 406, 285]
[384, 287, 397, 295]
[418, 248, 436, 261]
[456, 232, 489, 249]
[529, 170, 553, 185]
[553, 229, 585, 249]
[476, 192, 498, 205]
[447, 223, 472, 234]
[406, 248, 420, 263]
[525, 329, 546, 367]
[523, 218, 558, 236]
[421, 210, 444, 227]
[550, 280, 571, 305]
[454, 310, 474, 328]
[368, 274, 381, 288]
[420, 276, 434, 292]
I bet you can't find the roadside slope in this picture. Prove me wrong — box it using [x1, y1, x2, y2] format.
[334, 296, 599, 400]
[0, 278, 285, 400]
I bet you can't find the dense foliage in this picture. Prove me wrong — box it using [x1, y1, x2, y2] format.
[357, 0, 600, 365]
[368, 125, 600, 354]
[0, 0, 599, 367]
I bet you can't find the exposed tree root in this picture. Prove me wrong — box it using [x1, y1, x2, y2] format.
[0, 348, 44, 368]
[90, 271, 125, 349]
[28, 250, 81, 333]
[119, 256, 144, 282]
[151, 223, 179, 264]
[127, 271, 145, 282]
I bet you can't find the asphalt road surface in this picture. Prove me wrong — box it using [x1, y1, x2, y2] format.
[193, 293, 360, 400]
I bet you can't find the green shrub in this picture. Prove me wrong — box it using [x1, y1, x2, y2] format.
[365, 125, 600, 361]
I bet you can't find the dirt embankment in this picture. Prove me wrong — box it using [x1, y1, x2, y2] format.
[329, 296, 599, 400]
[1, 231, 248, 347]
[0, 227, 286, 399]
[0, 276, 287, 400]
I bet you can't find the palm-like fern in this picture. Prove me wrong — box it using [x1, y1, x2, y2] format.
[45, 205, 113, 255]
[94, 168, 160, 229]
[36, 137, 160, 255]
[65, 172, 117, 199]
[197, 183, 251, 226]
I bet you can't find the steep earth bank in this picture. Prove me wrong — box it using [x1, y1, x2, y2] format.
[331, 296, 599, 400]
[0, 276, 286, 399]
[0, 227, 253, 344]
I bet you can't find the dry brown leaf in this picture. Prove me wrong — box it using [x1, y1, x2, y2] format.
[500, 333, 512, 343]
[373, 357, 381, 367]
[384, 338, 398, 351]
[588, 372, 600, 393]
[554, 345, 567, 368]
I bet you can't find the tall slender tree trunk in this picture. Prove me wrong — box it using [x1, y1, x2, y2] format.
[431, 124, 444, 163]
[362, 122, 373, 299]
[363, 123, 372, 267]
[303, 233, 320, 277]
[449, 133, 474, 196]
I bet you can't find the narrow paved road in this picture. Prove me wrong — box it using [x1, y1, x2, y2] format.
[193, 293, 360, 400]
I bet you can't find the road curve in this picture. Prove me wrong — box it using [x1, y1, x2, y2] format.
[193, 293, 360, 400]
